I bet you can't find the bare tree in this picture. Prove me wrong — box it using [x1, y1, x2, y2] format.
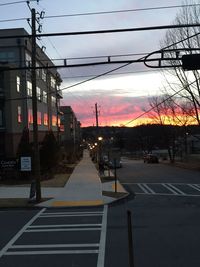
[160, 0, 200, 124]
[148, 94, 196, 162]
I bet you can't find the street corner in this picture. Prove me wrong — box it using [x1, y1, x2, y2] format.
[36, 198, 105, 208]
[51, 199, 104, 207]
[102, 179, 130, 203]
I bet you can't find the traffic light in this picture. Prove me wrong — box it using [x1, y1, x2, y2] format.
[182, 54, 200, 70]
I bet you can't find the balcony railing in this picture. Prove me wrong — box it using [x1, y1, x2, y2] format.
[56, 89, 63, 99]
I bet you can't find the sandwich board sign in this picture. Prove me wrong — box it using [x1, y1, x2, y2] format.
[20, 157, 31, 171]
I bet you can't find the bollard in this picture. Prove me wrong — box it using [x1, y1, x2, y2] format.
[127, 210, 134, 267]
[114, 158, 117, 193]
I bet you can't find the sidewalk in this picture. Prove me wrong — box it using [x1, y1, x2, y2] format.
[0, 150, 128, 208]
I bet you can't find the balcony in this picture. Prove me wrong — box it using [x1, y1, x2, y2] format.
[56, 89, 63, 99]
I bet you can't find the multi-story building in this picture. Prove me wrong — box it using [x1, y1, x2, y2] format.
[0, 28, 62, 158]
[60, 106, 82, 158]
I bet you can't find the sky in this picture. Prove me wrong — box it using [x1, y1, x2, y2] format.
[0, 0, 196, 127]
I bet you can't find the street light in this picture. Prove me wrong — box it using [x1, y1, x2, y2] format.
[97, 136, 103, 163]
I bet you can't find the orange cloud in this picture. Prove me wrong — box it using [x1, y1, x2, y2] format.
[61, 93, 151, 127]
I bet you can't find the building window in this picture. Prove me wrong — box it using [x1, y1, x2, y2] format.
[44, 113, 48, 125]
[28, 109, 33, 124]
[42, 69, 46, 82]
[17, 106, 22, 123]
[52, 115, 57, 126]
[51, 76, 56, 88]
[43, 92, 47, 103]
[27, 81, 32, 96]
[0, 51, 15, 62]
[16, 76, 20, 92]
[37, 87, 42, 101]
[37, 111, 42, 125]
[51, 96, 56, 107]
[36, 62, 40, 76]
[25, 52, 31, 67]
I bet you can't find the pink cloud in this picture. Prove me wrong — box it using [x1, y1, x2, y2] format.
[61, 92, 151, 127]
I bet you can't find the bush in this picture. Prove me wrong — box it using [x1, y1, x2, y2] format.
[40, 131, 60, 173]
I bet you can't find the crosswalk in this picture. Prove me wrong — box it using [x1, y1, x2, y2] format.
[0, 206, 108, 267]
[122, 182, 200, 197]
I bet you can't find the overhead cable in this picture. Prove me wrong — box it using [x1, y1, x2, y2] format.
[44, 4, 200, 19]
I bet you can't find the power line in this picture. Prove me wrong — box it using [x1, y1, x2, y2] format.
[0, 17, 27, 23]
[43, 3, 200, 19]
[59, 31, 200, 92]
[0, 0, 38, 6]
[60, 62, 132, 91]
[61, 68, 160, 80]
[36, 23, 200, 38]
[123, 79, 198, 126]
[0, 23, 199, 40]
[1, 3, 199, 23]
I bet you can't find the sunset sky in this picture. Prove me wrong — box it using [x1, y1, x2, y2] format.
[0, 0, 195, 127]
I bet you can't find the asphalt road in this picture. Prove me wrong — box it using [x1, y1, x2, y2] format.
[0, 207, 107, 267]
[114, 158, 200, 267]
[1, 159, 200, 267]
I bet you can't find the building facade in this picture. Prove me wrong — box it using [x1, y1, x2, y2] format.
[0, 28, 62, 158]
[60, 106, 82, 158]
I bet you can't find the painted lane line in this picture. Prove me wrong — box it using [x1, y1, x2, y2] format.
[97, 205, 108, 267]
[4, 249, 99, 256]
[167, 183, 185, 195]
[194, 184, 200, 189]
[40, 213, 103, 218]
[11, 243, 99, 249]
[41, 211, 103, 216]
[136, 192, 200, 197]
[25, 228, 102, 232]
[0, 208, 46, 258]
[143, 183, 156, 194]
[162, 183, 179, 195]
[138, 183, 150, 194]
[29, 224, 102, 228]
[189, 184, 200, 192]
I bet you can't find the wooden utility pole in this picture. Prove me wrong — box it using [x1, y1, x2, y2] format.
[31, 8, 41, 202]
[95, 102, 99, 129]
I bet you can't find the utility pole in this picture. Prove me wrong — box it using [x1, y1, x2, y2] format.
[95, 102, 99, 129]
[95, 103, 101, 163]
[31, 8, 41, 202]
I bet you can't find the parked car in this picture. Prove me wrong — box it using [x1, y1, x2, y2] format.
[108, 159, 122, 168]
[144, 153, 159, 163]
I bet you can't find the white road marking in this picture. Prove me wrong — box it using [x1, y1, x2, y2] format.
[97, 205, 108, 267]
[40, 213, 103, 218]
[29, 224, 102, 228]
[136, 192, 200, 197]
[143, 183, 156, 194]
[189, 184, 200, 192]
[2, 208, 105, 259]
[41, 211, 103, 216]
[123, 183, 200, 197]
[12, 243, 99, 249]
[166, 183, 185, 195]
[162, 183, 179, 195]
[25, 228, 101, 232]
[138, 183, 150, 194]
[194, 184, 200, 190]
[0, 208, 46, 258]
[5, 250, 99, 255]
